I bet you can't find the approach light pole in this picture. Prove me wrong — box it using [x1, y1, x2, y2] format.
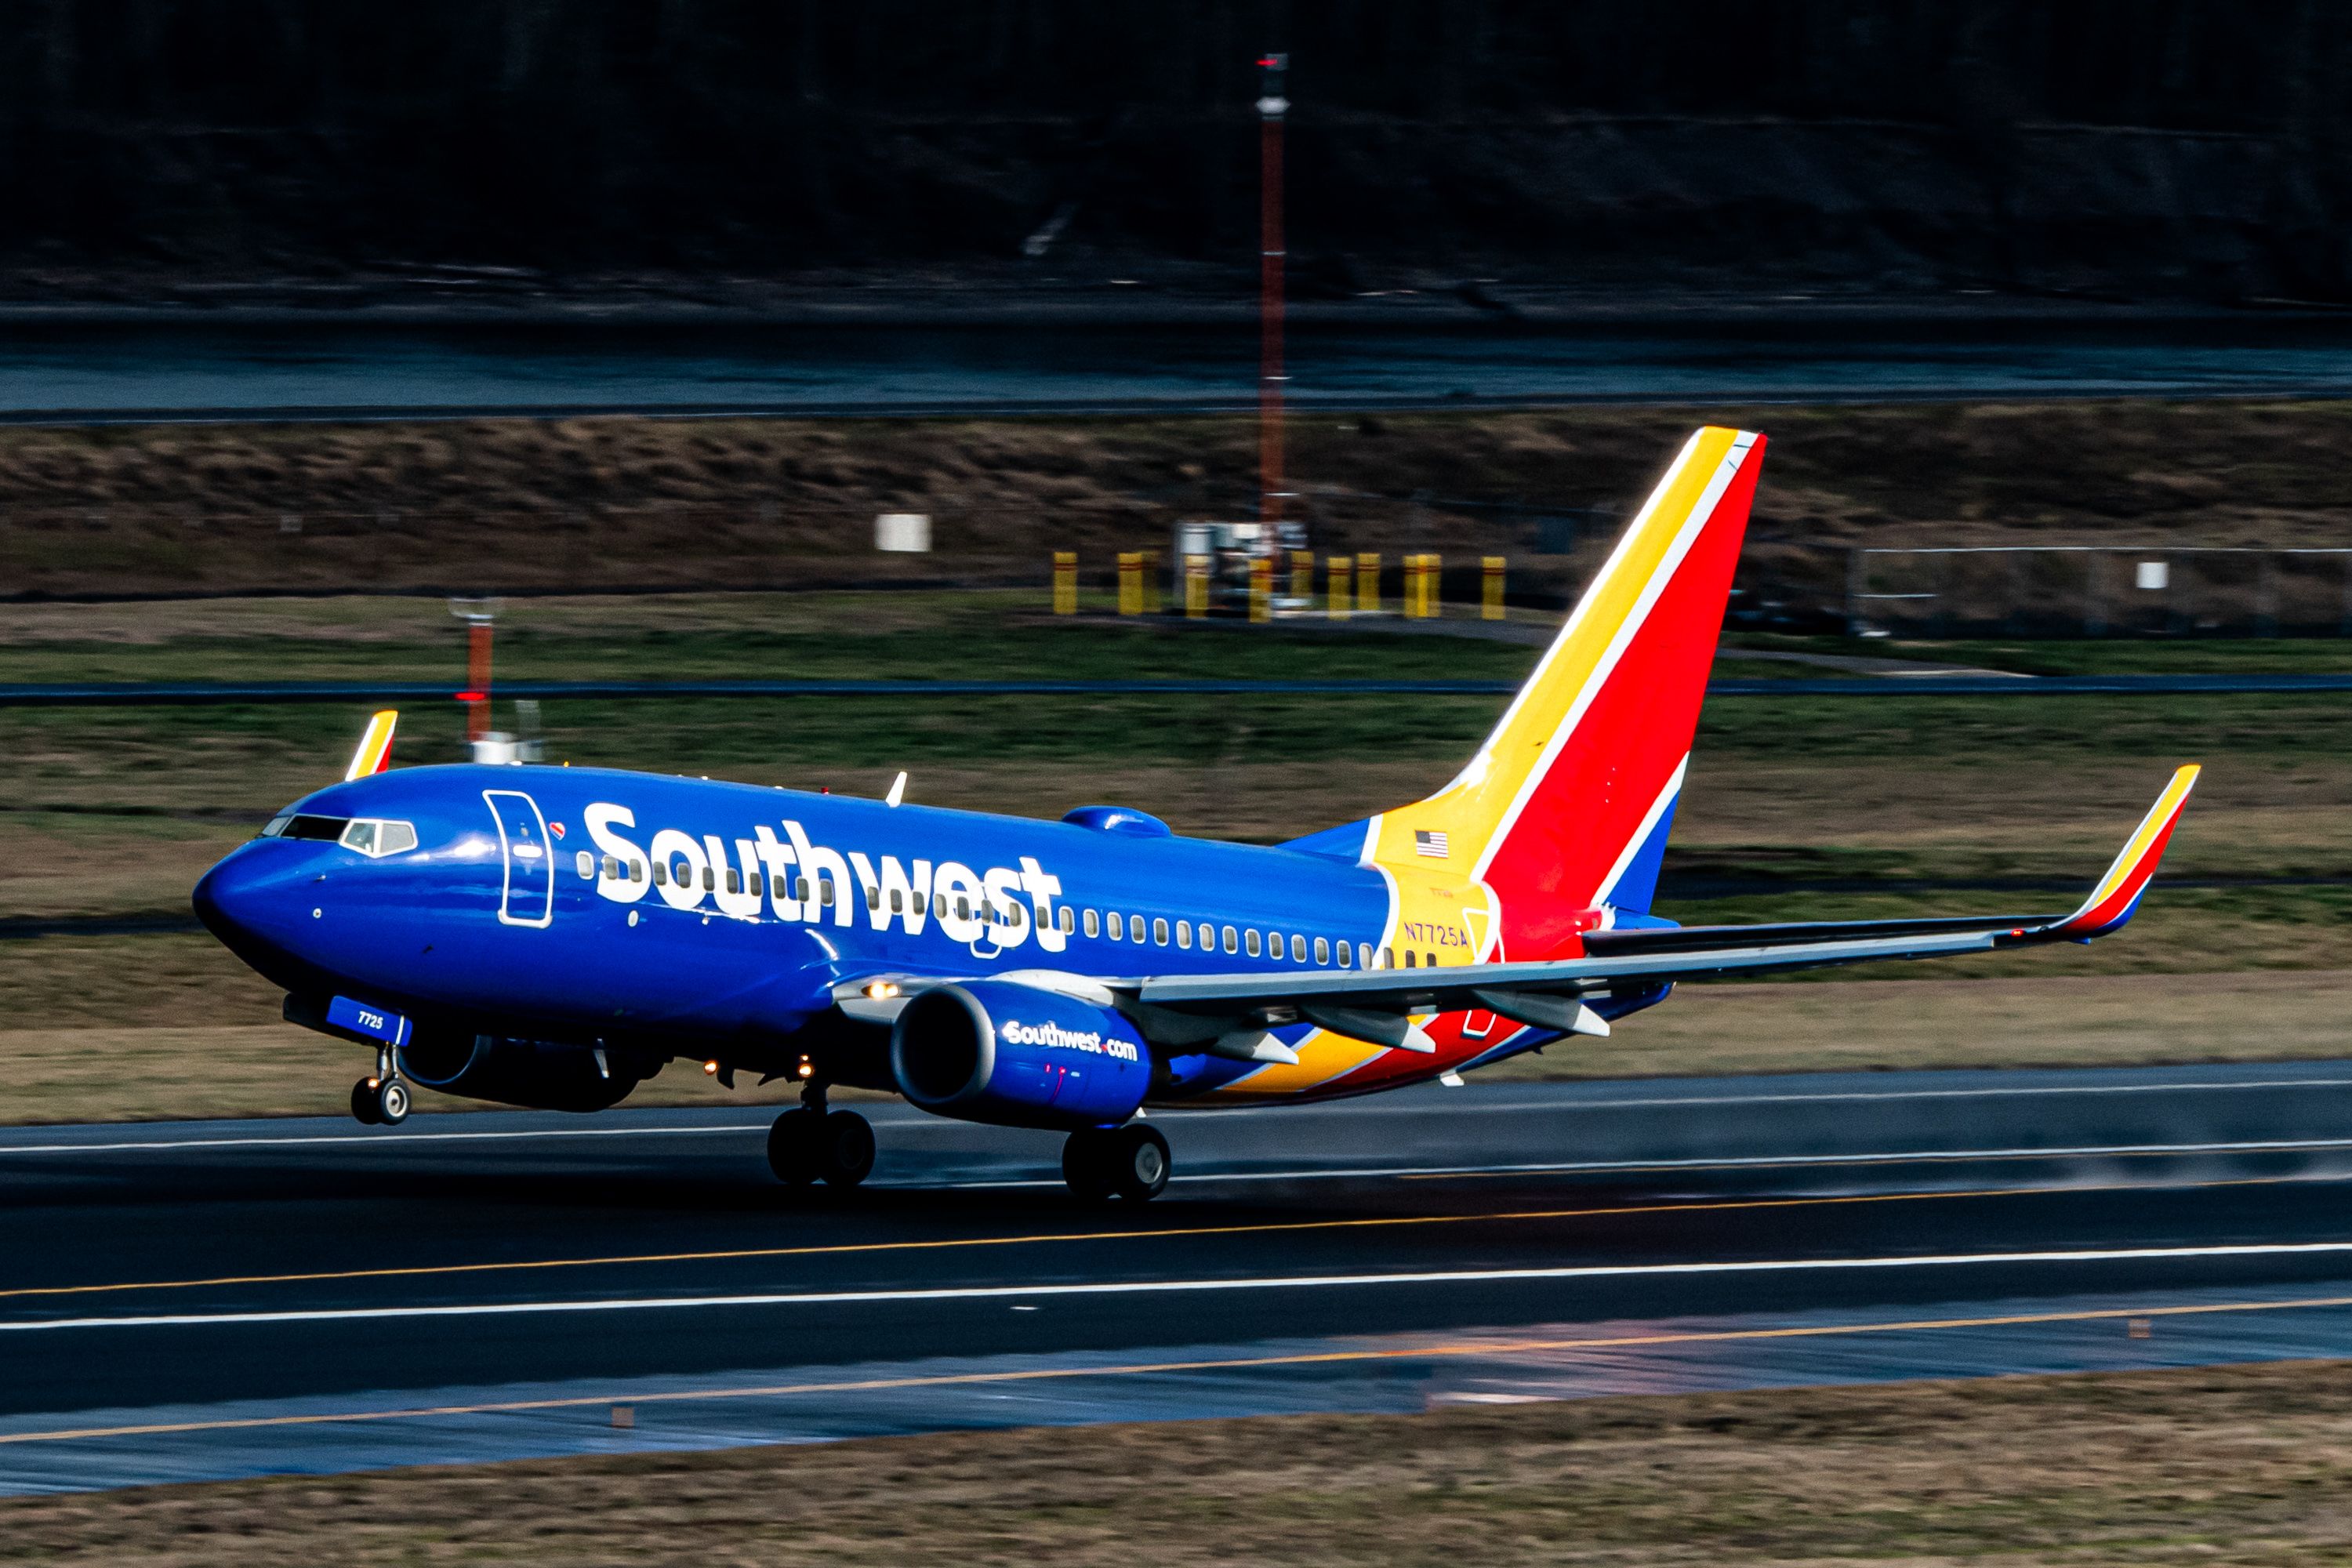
[448, 597, 500, 747]
[1258, 51, 1288, 531]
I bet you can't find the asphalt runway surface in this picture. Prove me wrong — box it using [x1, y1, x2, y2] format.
[5, 1059, 2352, 1492]
[12, 315, 2352, 422]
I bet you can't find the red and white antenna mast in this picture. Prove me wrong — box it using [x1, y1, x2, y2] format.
[1257, 51, 1288, 529]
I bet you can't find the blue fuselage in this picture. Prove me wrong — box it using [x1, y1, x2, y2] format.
[194, 764, 1402, 1101]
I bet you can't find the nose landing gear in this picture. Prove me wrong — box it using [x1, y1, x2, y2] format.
[350, 1046, 410, 1127]
[766, 1082, 874, 1188]
[1062, 1121, 1170, 1203]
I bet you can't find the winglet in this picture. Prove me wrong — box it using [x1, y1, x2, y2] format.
[2050, 764, 2199, 939]
[343, 710, 398, 782]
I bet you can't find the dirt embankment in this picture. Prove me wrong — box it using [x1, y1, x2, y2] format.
[2, 400, 2350, 605]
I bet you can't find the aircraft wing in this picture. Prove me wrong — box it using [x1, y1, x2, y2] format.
[1128, 765, 2198, 1044]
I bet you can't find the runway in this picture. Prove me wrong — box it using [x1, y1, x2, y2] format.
[4, 1060, 2352, 1491]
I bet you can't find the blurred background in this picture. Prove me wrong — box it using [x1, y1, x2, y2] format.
[1, 0, 2350, 1121]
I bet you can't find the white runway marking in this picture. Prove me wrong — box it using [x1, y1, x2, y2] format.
[9, 1240, 2351, 1333]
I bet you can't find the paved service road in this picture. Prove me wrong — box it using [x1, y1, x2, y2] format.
[10, 316, 2352, 421]
[3, 1060, 2351, 1488]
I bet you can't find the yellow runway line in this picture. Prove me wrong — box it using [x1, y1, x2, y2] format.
[6, 1287, 2351, 1448]
[0, 1172, 2311, 1305]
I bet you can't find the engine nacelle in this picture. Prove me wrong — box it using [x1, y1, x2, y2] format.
[890, 981, 1151, 1130]
[401, 1029, 659, 1112]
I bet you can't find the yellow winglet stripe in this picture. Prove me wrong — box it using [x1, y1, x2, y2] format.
[2062, 763, 2199, 931]
[343, 710, 399, 782]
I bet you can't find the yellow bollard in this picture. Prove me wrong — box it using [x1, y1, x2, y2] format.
[1290, 549, 1314, 604]
[1483, 555, 1506, 620]
[1184, 554, 1210, 618]
[1399, 554, 1421, 619]
[1327, 554, 1352, 620]
[1424, 552, 1443, 618]
[1356, 551, 1381, 615]
[1250, 557, 1272, 623]
[1052, 551, 1078, 615]
[1117, 552, 1144, 616]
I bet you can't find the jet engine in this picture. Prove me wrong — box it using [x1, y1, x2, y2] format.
[890, 980, 1151, 1130]
[401, 1029, 659, 1112]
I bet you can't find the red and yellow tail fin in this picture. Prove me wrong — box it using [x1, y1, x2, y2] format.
[1373, 426, 1765, 956]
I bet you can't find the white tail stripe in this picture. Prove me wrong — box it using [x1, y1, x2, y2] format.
[1472, 434, 1755, 884]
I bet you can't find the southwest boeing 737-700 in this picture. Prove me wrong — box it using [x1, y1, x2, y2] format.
[192, 427, 2199, 1200]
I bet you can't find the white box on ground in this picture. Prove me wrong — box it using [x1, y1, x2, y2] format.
[2136, 561, 2169, 591]
[876, 513, 932, 553]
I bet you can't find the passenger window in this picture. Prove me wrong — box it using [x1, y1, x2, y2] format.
[866, 885, 880, 912]
[1426, 951, 1438, 967]
[578, 851, 595, 880]
[1334, 940, 1350, 968]
[819, 881, 834, 906]
[1221, 925, 1238, 954]
[890, 890, 903, 913]
[1379, 947, 1392, 969]
[1106, 912, 1123, 940]
[1292, 935, 1308, 962]
[1134, 916, 1149, 944]
[1152, 918, 1169, 945]
[1083, 909, 1100, 938]
[1010, 903, 1025, 927]
[630, 860, 644, 882]
[652, 862, 668, 887]
[914, 893, 927, 916]
[1403, 950, 1416, 967]
[701, 867, 716, 892]
[750, 872, 766, 896]
[1314, 937, 1330, 965]
[725, 869, 741, 895]
[1245, 929, 1262, 957]
[1058, 906, 1074, 933]
[1176, 921, 1192, 949]
[956, 896, 971, 920]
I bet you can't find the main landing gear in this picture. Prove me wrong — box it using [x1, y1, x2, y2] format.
[1062, 1122, 1171, 1203]
[767, 1082, 874, 1188]
[349, 1046, 410, 1127]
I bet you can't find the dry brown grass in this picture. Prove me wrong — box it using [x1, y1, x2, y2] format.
[7, 964, 2344, 1125]
[6, 399, 2352, 596]
[7, 1360, 2350, 1565]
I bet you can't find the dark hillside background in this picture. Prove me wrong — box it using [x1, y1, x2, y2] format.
[5, 0, 2351, 307]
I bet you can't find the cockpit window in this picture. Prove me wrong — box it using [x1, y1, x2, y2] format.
[338, 818, 418, 857]
[275, 815, 349, 841]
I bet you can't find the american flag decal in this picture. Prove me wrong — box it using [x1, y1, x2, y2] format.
[1414, 829, 1450, 858]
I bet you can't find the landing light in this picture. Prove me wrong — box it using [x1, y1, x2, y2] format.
[702, 1059, 720, 1076]
[865, 981, 901, 1000]
[797, 1062, 814, 1080]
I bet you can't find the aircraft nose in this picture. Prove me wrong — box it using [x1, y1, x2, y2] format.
[192, 846, 303, 946]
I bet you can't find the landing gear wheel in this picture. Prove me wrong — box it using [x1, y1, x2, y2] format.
[350, 1078, 382, 1126]
[1062, 1128, 1116, 1203]
[1064, 1124, 1167, 1202]
[766, 1108, 821, 1185]
[819, 1110, 875, 1188]
[1106, 1123, 1170, 1202]
[373, 1079, 411, 1126]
